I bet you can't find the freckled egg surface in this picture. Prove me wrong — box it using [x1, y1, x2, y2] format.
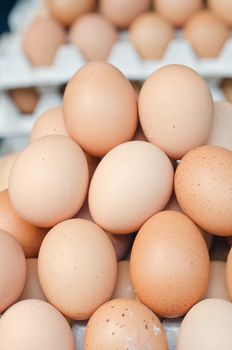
[139, 64, 214, 160]
[177, 299, 232, 350]
[63, 61, 138, 157]
[0, 299, 75, 350]
[84, 299, 168, 350]
[130, 211, 210, 318]
[175, 145, 232, 236]
[30, 106, 68, 143]
[38, 219, 117, 320]
[89, 141, 174, 234]
[9, 135, 89, 228]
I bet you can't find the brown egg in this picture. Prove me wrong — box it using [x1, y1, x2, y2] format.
[89, 141, 174, 234]
[154, 0, 203, 27]
[30, 106, 68, 142]
[84, 299, 168, 349]
[175, 145, 232, 236]
[130, 211, 210, 318]
[207, 101, 232, 151]
[9, 88, 39, 114]
[210, 237, 229, 261]
[111, 260, 135, 299]
[204, 261, 229, 300]
[22, 17, 66, 66]
[129, 12, 174, 59]
[165, 194, 213, 250]
[47, 0, 96, 27]
[208, 0, 232, 27]
[69, 13, 117, 61]
[0, 152, 18, 192]
[19, 259, 47, 301]
[222, 79, 232, 102]
[139, 65, 214, 160]
[63, 61, 138, 157]
[0, 230, 26, 313]
[99, 0, 150, 29]
[177, 299, 232, 349]
[9, 135, 89, 228]
[184, 9, 229, 58]
[0, 300, 75, 350]
[38, 219, 117, 320]
[0, 190, 46, 258]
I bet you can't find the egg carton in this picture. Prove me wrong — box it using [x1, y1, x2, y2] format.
[0, 0, 232, 89]
[0, 86, 62, 139]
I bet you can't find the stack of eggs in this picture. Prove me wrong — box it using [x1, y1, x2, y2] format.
[0, 61, 232, 349]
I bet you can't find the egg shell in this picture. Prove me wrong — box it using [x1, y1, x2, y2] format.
[84, 299, 168, 349]
[19, 258, 47, 301]
[47, 0, 96, 27]
[129, 12, 174, 59]
[69, 13, 117, 61]
[208, 0, 232, 27]
[207, 101, 232, 151]
[0, 152, 19, 192]
[130, 211, 210, 318]
[9, 88, 39, 114]
[111, 260, 135, 300]
[184, 9, 229, 58]
[30, 106, 68, 142]
[22, 17, 66, 66]
[38, 218, 117, 320]
[0, 299, 75, 350]
[154, 0, 203, 27]
[177, 299, 232, 349]
[175, 145, 232, 236]
[0, 230, 26, 313]
[9, 135, 89, 227]
[99, 0, 150, 28]
[0, 190, 46, 258]
[139, 64, 214, 160]
[63, 61, 138, 157]
[89, 141, 174, 234]
[204, 261, 229, 301]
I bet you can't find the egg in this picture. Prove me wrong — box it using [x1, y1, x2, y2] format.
[111, 260, 135, 299]
[129, 12, 174, 59]
[0, 300, 75, 350]
[204, 261, 229, 300]
[63, 61, 138, 157]
[38, 218, 117, 320]
[139, 64, 214, 160]
[177, 299, 232, 349]
[9, 88, 39, 114]
[222, 79, 232, 102]
[89, 141, 174, 234]
[30, 106, 68, 142]
[76, 201, 133, 260]
[69, 13, 117, 61]
[9, 135, 89, 227]
[84, 299, 168, 349]
[207, 101, 232, 151]
[130, 211, 210, 318]
[47, 0, 96, 27]
[0, 190, 46, 258]
[208, 0, 232, 27]
[154, 0, 203, 27]
[175, 145, 232, 236]
[22, 17, 66, 66]
[0, 152, 18, 192]
[19, 259, 47, 301]
[99, 0, 150, 29]
[184, 9, 229, 58]
[0, 230, 26, 312]
[226, 247, 232, 299]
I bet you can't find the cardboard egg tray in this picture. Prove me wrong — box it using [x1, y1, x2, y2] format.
[0, 0, 232, 89]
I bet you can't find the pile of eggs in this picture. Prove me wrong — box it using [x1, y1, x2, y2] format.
[21, 0, 232, 66]
[0, 61, 232, 349]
